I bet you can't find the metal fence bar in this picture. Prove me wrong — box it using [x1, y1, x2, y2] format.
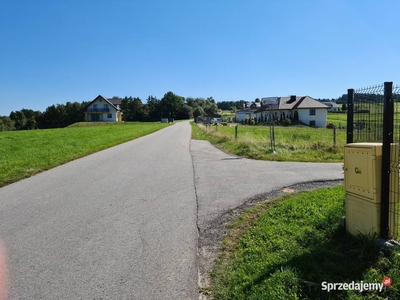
[380, 81, 394, 238]
[347, 89, 354, 144]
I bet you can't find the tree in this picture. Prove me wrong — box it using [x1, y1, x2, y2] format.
[255, 98, 260, 103]
[9, 110, 27, 130]
[342, 103, 347, 112]
[121, 97, 148, 121]
[193, 106, 204, 118]
[176, 104, 192, 119]
[38, 104, 69, 128]
[160, 91, 185, 119]
[0, 116, 15, 131]
[203, 100, 218, 115]
[65, 101, 85, 124]
[9, 109, 42, 130]
[146, 95, 160, 121]
[185, 97, 195, 107]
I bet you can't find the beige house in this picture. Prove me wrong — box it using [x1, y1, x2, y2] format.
[85, 95, 123, 122]
[254, 95, 329, 127]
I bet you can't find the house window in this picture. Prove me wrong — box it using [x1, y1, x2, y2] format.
[107, 113, 112, 118]
[309, 120, 316, 126]
[309, 109, 316, 115]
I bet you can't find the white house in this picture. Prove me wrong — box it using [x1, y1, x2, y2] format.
[85, 95, 123, 122]
[254, 95, 329, 127]
[235, 101, 261, 122]
[235, 111, 257, 122]
[325, 102, 340, 112]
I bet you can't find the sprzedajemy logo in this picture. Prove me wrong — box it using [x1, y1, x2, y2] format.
[321, 277, 392, 293]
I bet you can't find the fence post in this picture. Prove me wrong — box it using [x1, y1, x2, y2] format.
[235, 125, 238, 140]
[333, 126, 337, 148]
[380, 82, 393, 239]
[347, 89, 354, 144]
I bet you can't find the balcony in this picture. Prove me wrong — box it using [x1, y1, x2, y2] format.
[86, 108, 110, 113]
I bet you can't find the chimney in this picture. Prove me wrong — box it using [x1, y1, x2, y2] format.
[290, 95, 296, 102]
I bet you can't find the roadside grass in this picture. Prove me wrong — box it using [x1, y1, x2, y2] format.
[0, 122, 170, 187]
[191, 122, 345, 162]
[210, 186, 400, 300]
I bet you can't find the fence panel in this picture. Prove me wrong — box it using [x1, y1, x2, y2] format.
[353, 85, 385, 143]
[347, 83, 400, 240]
[388, 85, 400, 239]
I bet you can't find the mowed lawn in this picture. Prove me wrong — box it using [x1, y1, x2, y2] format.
[0, 122, 170, 187]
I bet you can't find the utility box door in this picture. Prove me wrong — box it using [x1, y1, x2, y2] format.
[344, 143, 382, 203]
[345, 194, 379, 236]
[345, 194, 398, 238]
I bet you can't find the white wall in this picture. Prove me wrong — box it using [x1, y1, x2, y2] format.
[236, 112, 256, 122]
[87, 99, 118, 122]
[297, 108, 327, 127]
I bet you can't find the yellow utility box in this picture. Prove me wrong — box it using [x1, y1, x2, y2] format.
[344, 143, 399, 237]
[345, 193, 398, 236]
[344, 143, 382, 203]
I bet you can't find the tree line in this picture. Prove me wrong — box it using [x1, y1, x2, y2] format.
[4, 91, 376, 131]
[0, 91, 218, 131]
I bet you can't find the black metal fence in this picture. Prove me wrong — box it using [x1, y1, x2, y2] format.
[347, 82, 400, 239]
[347, 85, 385, 143]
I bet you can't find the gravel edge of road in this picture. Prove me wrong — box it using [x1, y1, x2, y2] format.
[197, 179, 344, 300]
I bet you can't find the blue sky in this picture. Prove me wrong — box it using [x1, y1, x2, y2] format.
[1, 0, 400, 116]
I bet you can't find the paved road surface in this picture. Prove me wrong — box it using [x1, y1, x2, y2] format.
[0, 121, 343, 299]
[191, 139, 343, 229]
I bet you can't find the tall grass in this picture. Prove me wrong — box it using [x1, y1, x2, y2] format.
[191, 123, 345, 162]
[0, 122, 170, 187]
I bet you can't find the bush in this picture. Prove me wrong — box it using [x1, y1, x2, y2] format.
[326, 123, 336, 129]
[283, 119, 291, 126]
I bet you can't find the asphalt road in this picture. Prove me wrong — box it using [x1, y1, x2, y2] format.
[0, 121, 343, 299]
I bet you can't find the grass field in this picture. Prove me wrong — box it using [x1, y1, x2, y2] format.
[209, 186, 400, 300]
[191, 122, 346, 162]
[327, 113, 347, 127]
[219, 110, 236, 119]
[0, 122, 170, 187]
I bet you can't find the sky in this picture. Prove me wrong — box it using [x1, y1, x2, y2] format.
[1, 0, 400, 116]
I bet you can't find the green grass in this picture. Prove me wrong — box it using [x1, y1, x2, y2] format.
[191, 122, 345, 162]
[67, 121, 127, 127]
[0, 122, 171, 187]
[327, 113, 347, 127]
[210, 186, 400, 300]
[219, 110, 236, 119]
